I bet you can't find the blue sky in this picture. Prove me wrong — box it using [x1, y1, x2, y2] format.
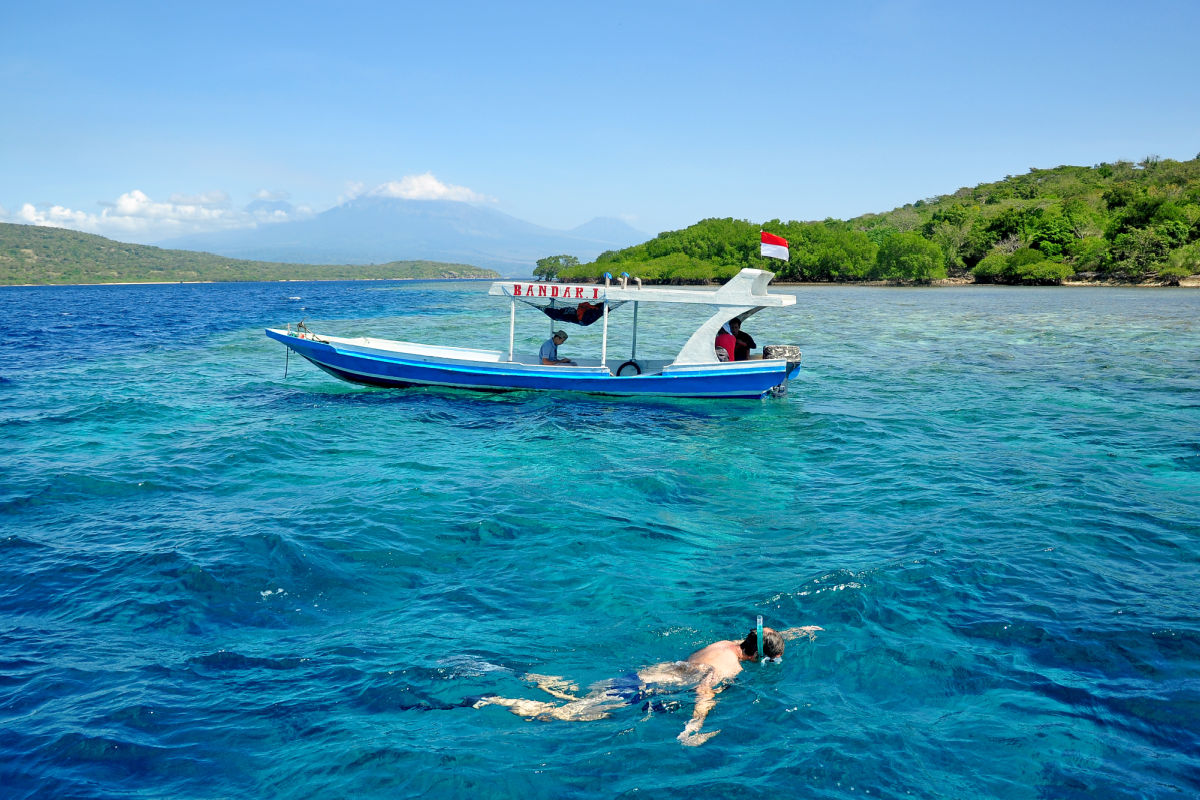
[2, 0, 1198, 243]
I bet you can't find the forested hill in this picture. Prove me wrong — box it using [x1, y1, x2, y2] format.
[0, 223, 499, 285]
[559, 156, 1200, 285]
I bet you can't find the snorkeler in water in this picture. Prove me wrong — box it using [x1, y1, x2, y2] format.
[473, 620, 822, 746]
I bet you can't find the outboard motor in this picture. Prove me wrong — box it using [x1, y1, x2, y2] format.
[762, 344, 802, 396]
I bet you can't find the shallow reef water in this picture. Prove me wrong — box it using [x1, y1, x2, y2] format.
[1, 280, 1198, 799]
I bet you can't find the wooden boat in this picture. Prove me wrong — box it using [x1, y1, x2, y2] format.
[265, 268, 800, 399]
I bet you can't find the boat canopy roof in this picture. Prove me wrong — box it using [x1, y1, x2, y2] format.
[488, 268, 796, 308]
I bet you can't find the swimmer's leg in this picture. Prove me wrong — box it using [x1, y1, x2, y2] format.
[523, 673, 581, 701]
[473, 693, 619, 721]
[473, 695, 561, 717]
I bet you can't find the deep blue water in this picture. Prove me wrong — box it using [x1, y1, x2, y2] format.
[1, 280, 1198, 799]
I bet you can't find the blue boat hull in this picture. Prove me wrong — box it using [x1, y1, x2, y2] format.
[267, 329, 800, 399]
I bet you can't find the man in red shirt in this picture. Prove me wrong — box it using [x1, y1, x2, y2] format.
[715, 322, 736, 361]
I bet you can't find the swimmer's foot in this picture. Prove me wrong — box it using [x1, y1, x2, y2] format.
[677, 728, 720, 747]
[677, 718, 720, 746]
[471, 696, 498, 709]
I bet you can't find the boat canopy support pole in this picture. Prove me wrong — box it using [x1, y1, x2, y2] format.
[631, 301, 639, 360]
[508, 298, 516, 362]
[601, 301, 609, 366]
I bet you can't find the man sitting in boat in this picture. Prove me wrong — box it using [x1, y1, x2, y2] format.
[539, 330, 575, 365]
[473, 622, 822, 746]
[730, 317, 757, 361]
[715, 323, 736, 361]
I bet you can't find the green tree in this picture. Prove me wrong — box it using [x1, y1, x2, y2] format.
[875, 233, 946, 283]
[1108, 229, 1171, 280]
[928, 220, 972, 275]
[1062, 198, 1104, 238]
[962, 217, 1001, 267]
[533, 254, 579, 281]
[774, 221, 876, 281]
[1160, 241, 1200, 284]
[826, 227, 879, 280]
[1008, 247, 1046, 269]
[972, 251, 1009, 282]
[972, 247, 1072, 284]
[1012, 258, 1074, 284]
[1029, 206, 1076, 259]
[1066, 237, 1108, 274]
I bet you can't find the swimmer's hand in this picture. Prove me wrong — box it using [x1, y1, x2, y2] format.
[677, 719, 719, 747]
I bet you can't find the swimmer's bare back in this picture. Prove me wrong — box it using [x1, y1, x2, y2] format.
[636, 660, 712, 687]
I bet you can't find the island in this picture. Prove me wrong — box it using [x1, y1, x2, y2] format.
[554, 156, 1200, 286]
[0, 223, 499, 285]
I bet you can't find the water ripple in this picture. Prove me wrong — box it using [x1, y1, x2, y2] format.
[1, 282, 1198, 799]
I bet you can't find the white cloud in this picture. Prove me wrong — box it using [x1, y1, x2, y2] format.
[3, 174, 491, 242]
[107, 189, 232, 223]
[338, 181, 367, 205]
[5, 189, 310, 242]
[18, 203, 92, 227]
[368, 172, 493, 203]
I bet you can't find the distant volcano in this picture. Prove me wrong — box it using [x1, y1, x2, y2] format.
[157, 197, 647, 276]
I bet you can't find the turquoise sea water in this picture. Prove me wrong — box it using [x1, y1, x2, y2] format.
[1, 280, 1198, 799]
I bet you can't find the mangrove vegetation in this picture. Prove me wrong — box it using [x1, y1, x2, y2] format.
[557, 156, 1200, 285]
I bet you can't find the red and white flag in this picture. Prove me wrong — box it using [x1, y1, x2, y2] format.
[760, 231, 789, 261]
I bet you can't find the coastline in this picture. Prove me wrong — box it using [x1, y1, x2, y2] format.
[5, 274, 1197, 289]
[1, 276, 499, 288]
[768, 276, 1200, 288]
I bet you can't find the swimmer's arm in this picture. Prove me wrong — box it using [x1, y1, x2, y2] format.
[677, 676, 720, 746]
[779, 626, 823, 641]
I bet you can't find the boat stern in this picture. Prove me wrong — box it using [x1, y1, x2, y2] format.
[762, 344, 802, 396]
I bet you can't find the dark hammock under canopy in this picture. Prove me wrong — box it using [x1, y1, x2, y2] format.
[518, 297, 627, 326]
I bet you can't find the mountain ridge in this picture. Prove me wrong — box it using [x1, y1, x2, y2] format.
[0, 222, 498, 285]
[157, 198, 649, 276]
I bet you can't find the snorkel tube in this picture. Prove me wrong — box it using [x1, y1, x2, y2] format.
[757, 615, 782, 664]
